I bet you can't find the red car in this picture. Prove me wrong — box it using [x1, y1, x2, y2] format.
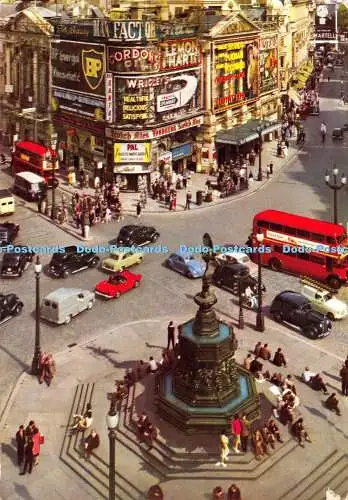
[95, 270, 142, 299]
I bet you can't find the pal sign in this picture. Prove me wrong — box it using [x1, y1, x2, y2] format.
[157, 74, 197, 112]
[114, 142, 151, 163]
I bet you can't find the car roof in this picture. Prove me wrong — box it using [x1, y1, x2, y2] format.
[44, 288, 86, 301]
[222, 251, 249, 259]
[173, 251, 194, 258]
[15, 171, 45, 183]
[276, 291, 310, 305]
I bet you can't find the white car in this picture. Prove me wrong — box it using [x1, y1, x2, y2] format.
[215, 251, 258, 277]
[301, 284, 348, 320]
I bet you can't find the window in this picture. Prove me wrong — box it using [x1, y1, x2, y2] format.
[327, 236, 335, 244]
[52, 303, 57, 309]
[270, 223, 283, 231]
[298, 253, 310, 260]
[274, 245, 283, 253]
[310, 255, 325, 265]
[44, 300, 50, 306]
[311, 233, 324, 242]
[257, 220, 269, 228]
[297, 229, 310, 238]
[284, 226, 297, 235]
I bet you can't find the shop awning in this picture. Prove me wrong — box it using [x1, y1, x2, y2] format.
[288, 88, 302, 106]
[215, 119, 281, 146]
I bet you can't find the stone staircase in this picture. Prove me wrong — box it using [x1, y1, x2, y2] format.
[59, 383, 144, 500]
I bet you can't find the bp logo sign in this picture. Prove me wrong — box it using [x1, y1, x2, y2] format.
[82, 49, 105, 91]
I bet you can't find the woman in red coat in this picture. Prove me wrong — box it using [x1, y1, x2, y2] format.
[32, 427, 41, 466]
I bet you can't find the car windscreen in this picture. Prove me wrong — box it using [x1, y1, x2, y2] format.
[51, 253, 67, 263]
[119, 228, 132, 237]
[30, 182, 42, 192]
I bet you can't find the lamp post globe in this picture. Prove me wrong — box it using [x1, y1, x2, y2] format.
[325, 167, 346, 224]
[256, 229, 265, 332]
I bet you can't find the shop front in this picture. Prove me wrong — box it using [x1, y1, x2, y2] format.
[171, 142, 194, 173]
[112, 141, 151, 191]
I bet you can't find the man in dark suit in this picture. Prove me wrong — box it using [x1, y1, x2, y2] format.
[167, 321, 175, 350]
[20, 439, 34, 475]
[16, 425, 25, 466]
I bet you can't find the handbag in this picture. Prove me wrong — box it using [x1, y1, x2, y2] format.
[39, 434, 45, 445]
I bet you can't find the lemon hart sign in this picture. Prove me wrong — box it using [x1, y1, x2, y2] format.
[51, 41, 106, 96]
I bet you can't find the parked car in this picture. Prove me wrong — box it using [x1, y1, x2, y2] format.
[116, 225, 160, 246]
[1, 246, 34, 277]
[212, 263, 250, 293]
[48, 246, 99, 278]
[40, 288, 95, 325]
[301, 284, 348, 320]
[335, 59, 343, 66]
[0, 222, 20, 247]
[166, 252, 206, 278]
[332, 128, 344, 140]
[0, 293, 23, 324]
[102, 250, 143, 273]
[215, 251, 258, 277]
[270, 291, 332, 338]
[343, 123, 348, 131]
[95, 270, 142, 299]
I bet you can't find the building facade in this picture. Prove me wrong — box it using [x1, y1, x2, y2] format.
[0, 7, 55, 147]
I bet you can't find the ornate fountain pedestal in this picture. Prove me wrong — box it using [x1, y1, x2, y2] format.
[156, 277, 260, 434]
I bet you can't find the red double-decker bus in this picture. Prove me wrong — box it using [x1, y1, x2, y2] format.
[251, 210, 348, 289]
[11, 141, 58, 184]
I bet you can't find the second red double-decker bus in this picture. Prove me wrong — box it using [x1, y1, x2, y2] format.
[251, 210, 348, 289]
[11, 141, 58, 184]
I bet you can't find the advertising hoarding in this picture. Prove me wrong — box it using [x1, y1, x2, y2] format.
[105, 73, 113, 123]
[214, 40, 259, 112]
[259, 35, 278, 94]
[160, 39, 201, 71]
[107, 46, 161, 73]
[315, 4, 337, 39]
[114, 142, 151, 163]
[51, 88, 105, 119]
[51, 41, 106, 96]
[115, 68, 202, 125]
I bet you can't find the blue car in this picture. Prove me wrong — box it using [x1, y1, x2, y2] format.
[166, 252, 206, 278]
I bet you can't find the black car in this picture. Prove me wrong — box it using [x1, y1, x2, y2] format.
[332, 128, 344, 140]
[48, 246, 99, 278]
[270, 291, 332, 339]
[0, 222, 20, 247]
[1, 246, 34, 277]
[116, 225, 160, 246]
[0, 293, 23, 324]
[212, 263, 250, 293]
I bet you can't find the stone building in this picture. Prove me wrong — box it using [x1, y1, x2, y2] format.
[0, 6, 56, 147]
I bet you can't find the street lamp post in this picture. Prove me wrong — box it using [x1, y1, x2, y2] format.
[31, 256, 42, 375]
[106, 393, 119, 500]
[256, 229, 265, 332]
[325, 167, 347, 224]
[48, 142, 57, 220]
[256, 127, 263, 181]
[238, 278, 245, 329]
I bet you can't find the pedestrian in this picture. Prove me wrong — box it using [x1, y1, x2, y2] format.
[212, 486, 225, 499]
[310, 374, 328, 394]
[340, 362, 348, 396]
[148, 485, 164, 500]
[259, 343, 272, 360]
[185, 190, 192, 210]
[20, 439, 34, 475]
[227, 484, 241, 500]
[167, 321, 175, 350]
[291, 418, 312, 447]
[39, 353, 56, 386]
[269, 162, 274, 175]
[16, 425, 25, 466]
[268, 419, 283, 442]
[240, 414, 250, 452]
[243, 353, 252, 370]
[253, 429, 268, 460]
[249, 357, 263, 376]
[254, 341, 262, 356]
[25, 420, 35, 439]
[84, 429, 100, 459]
[266, 164, 271, 179]
[32, 427, 41, 466]
[325, 393, 341, 415]
[273, 347, 287, 367]
[230, 414, 242, 453]
[216, 431, 230, 467]
[136, 201, 141, 218]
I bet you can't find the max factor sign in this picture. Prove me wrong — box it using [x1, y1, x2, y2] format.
[109, 21, 156, 41]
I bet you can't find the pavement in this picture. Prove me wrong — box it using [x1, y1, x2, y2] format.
[43, 136, 301, 241]
[1, 311, 348, 500]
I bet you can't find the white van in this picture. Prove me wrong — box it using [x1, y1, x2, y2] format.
[13, 171, 46, 201]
